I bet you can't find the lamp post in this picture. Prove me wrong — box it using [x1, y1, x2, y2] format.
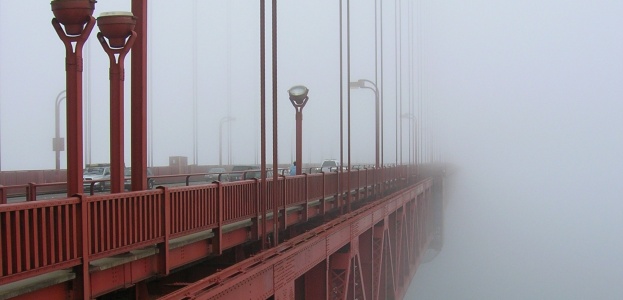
[288, 85, 309, 175]
[97, 11, 137, 193]
[350, 79, 379, 169]
[51, 0, 96, 196]
[219, 116, 235, 166]
[54, 90, 66, 171]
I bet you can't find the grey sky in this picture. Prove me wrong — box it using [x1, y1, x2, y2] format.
[0, 0, 405, 170]
[408, 1, 623, 299]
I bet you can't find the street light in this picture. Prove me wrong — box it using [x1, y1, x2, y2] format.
[219, 116, 235, 166]
[350, 79, 379, 169]
[287, 85, 309, 175]
[97, 11, 137, 193]
[54, 90, 66, 171]
[51, 0, 97, 196]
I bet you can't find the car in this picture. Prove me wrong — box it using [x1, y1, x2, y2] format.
[123, 167, 155, 191]
[320, 159, 341, 172]
[228, 165, 258, 181]
[206, 167, 228, 182]
[242, 169, 274, 180]
[83, 163, 111, 192]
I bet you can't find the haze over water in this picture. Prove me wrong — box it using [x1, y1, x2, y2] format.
[406, 1, 623, 298]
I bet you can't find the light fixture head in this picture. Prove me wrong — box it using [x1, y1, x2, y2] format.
[349, 81, 363, 89]
[97, 11, 136, 48]
[288, 85, 309, 106]
[51, 0, 97, 35]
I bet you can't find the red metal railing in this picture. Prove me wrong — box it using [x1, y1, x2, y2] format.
[0, 198, 82, 284]
[87, 191, 164, 260]
[284, 175, 306, 206]
[169, 185, 219, 238]
[0, 166, 411, 287]
[223, 181, 258, 224]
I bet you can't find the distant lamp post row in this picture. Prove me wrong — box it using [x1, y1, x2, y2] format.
[288, 85, 310, 175]
[350, 79, 380, 169]
[52, 0, 137, 195]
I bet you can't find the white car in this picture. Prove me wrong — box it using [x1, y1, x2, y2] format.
[320, 159, 341, 172]
[83, 164, 111, 192]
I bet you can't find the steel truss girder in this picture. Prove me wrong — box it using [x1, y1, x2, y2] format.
[157, 180, 434, 300]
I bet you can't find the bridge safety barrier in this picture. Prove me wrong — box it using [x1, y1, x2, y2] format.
[0, 166, 413, 288]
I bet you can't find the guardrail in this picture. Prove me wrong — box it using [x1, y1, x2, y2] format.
[0, 165, 415, 286]
[0, 166, 408, 204]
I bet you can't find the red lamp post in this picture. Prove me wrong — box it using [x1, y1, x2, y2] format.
[51, 0, 96, 196]
[287, 85, 309, 175]
[97, 11, 137, 193]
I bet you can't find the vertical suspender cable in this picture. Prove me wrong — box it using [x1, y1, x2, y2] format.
[260, 0, 267, 250]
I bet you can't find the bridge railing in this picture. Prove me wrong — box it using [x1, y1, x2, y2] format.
[169, 184, 219, 238]
[0, 166, 413, 286]
[306, 173, 325, 201]
[223, 180, 258, 224]
[0, 198, 83, 284]
[283, 175, 306, 207]
[87, 190, 165, 260]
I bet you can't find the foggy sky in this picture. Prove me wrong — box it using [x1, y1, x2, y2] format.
[0, 0, 405, 170]
[408, 1, 623, 299]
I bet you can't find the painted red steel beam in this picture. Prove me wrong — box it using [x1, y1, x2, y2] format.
[158, 179, 433, 300]
[88, 199, 324, 298]
[130, 0, 148, 192]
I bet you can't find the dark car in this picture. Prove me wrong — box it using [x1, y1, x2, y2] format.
[124, 167, 155, 191]
[229, 165, 257, 181]
[320, 159, 342, 172]
[242, 169, 273, 180]
[206, 167, 228, 182]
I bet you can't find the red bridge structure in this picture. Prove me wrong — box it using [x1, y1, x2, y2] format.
[0, 1, 446, 299]
[0, 165, 445, 299]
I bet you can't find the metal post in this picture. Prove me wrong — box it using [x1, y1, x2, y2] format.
[260, 0, 267, 250]
[272, 0, 279, 247]
[380, 0, 384, 170]
[219, 117, 234, 166]
[288, 86, 309, 176]
[296, 110, 303, 175]
[350, 80, 380, 169]
[219, 121, 224, 166]
[192, 0, 198, 166]
[347, 0, 351, 213]
[52, 1, 96, 196]
[54, 90, 66, 171]
[97, 12, 137, 193]
[131, 0, 148, 191]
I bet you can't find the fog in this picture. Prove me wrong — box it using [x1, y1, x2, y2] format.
[408, 1, 623, 299]
[2, 1, 623, 299]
